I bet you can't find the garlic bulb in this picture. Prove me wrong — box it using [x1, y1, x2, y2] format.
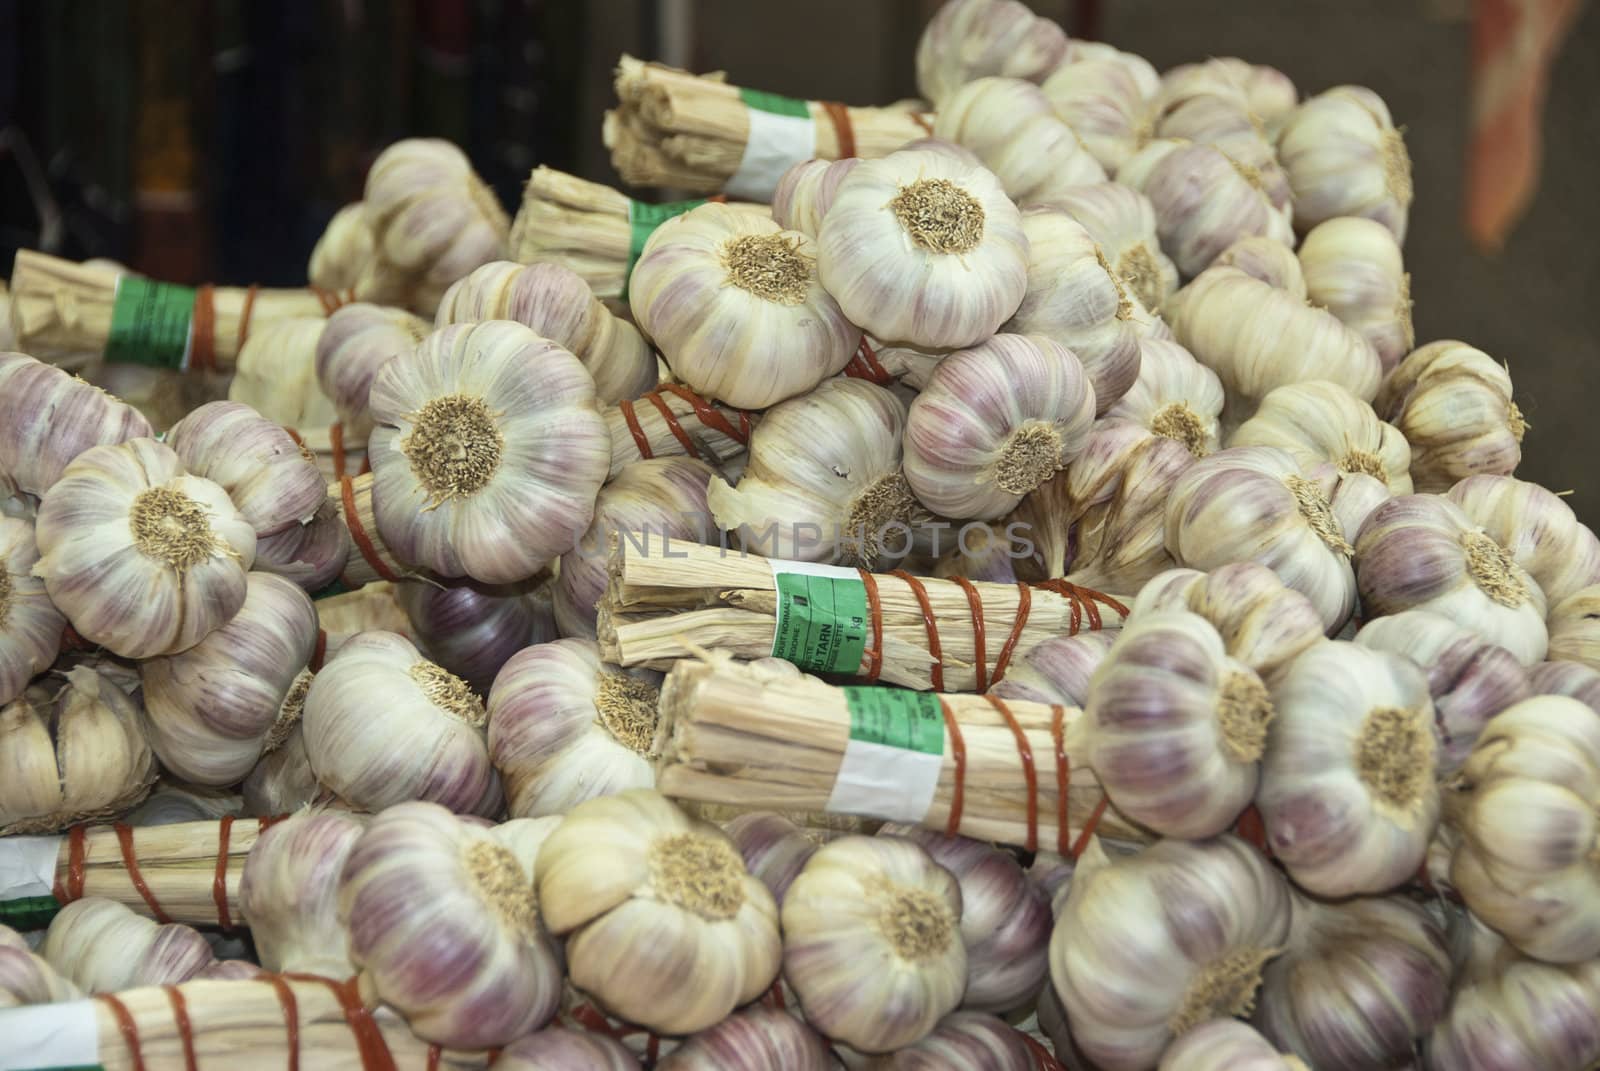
[852, 1011, 1038, 1069]
[0, 925, 82, 1008]
[238, 809, 365, 977]
[497, 1028, 641, 1071]
[933, 520, 1024, 583]
[1212, 235, 1308, 296]
[1160, 57, 1298, 133]
[1106, 339, 1224, 457]
[536, 789, 781, 1035]
[1040, 59, 1158, 172]
[303, 630, 501, 814]
[229, 317, 339, 430]
[1531, 658, 1600, 712]
[165, 400, 326, 541]
[401, 576, 559, 694]
[0, 352, 152, 498]
[1229, 380, 1413, 494]
[772, 157, 862, 238]
[1452, 694, 1600, 962]
[657, 1007, 835, 1070]
[255, 499, 350, 593]
[0, 516, 64, 706]
[1445, 474, 1600, 608]
[308, 201, 407, 306]
[782, 834, 966, 1052]
[1155, 95, 1289, 211]
[1355, 610, 1532, 775]
[1278, 86, 1412, 241]
[914, 0, 1069, 108]
[368, 319, 609, 584]
[1165, 447, 1359, 631]
[1132, 563, 1326, 679]
[34, 438, 255, 658]
[630, 204, 858, 410]
[990, 631, 1115, 706]
[724, 812, 823, 905]
[1298, 217, 1413, 371]
[1116, 141, 1293, 279]
[707, 378, 925, 567]
[1355, 494, 1548, 666]
[1049, 835, 1292, 1071]
[1260, 640, 1439, 896]
[487, 639, 662, 818]
[1042, 184, 1179, 312]
[932, 77, 1107, 204]
[42, 897, 215, 993]
[555, 457, 717, 638]
[1373, 340, 1524, 493]
[1157, 1020, 1306, 1071]
[314, 302, 430, 440]
[0, 666, 154, 833]
[140, 571, 318, 785]
[817, 147, 1028, 350]
[1087, 610, 1272, 838]
[1549, 585, 1600, 669]
[242, 720, 322, 817]
[1253, 892, 1452, 1069]
[438, 260, 657, 406]
[340, 800, 561, 1047]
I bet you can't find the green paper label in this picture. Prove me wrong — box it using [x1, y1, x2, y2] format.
[624, 198, 710, 297]
[739, 87, 811, 119]
[771, 567, 868, 675]
[841, 687, 945, 754]
[104, 276, 196, 368]
[0, 894, 61, 932]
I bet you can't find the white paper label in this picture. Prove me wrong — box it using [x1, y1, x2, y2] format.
[0, 837, 60, 901]
[0, 1000, 101, 1071]
[826, 739, 944, 822]
[725, 107, 816, 202]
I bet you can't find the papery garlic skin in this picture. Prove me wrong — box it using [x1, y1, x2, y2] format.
[657, 1006, 835, 1070]
[724, 812, 823, 906]
[1278, 86, 1412, 241]
[401, 577, 558, 695]
[496, 1027, 642, 1071]
[1049, 835, 1292, 1071]
[990, 631, 1115, 706]
[1133, 563, 1326, 679]
[1213, 235, 1308, 297]
[1548, 585, 1600, 670]
[1041, 59, 1158, 172]
[1158, 1020, 1306, 1071]
[933, 77, 1107, 205]
[1298, 217, 1414, 371]
[904, 334, 1095, 520]
[1260, 641, 1440, 896]
[0, 516, 64, 706]
[1106, 339, 1224, 457]
[914, 0, 1068, 108]
[239, 809, 365, 978]
[368, 319, 609, 584]
[1374, 340, 1524, 492]
[1042, 184, 1179, 312]
[43, 897, 215, 993]
[853, 1011, 1037, 1070]
[1229, 380, 1413, 494]
[536, 789, 781, 1035]
[166, 401, 327, 538]
[1445, 474, 1600, 608]
[33, 438, 256, 658]
[818, 147, 1028, 350]
[303, 630, 500, 815]
[1355, 494, 1549, 666]
[314, 302, 430, 440]
[340, 801, 561, 1047]
[783, 834, 967, 1052]
[0, 352, 153, 498]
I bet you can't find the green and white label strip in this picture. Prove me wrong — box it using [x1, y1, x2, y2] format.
[826, 686, 946, 822]
[0, 835, 62, 932]
[769, 559, 868, 675]
[725, 88, 815, 201]
[104, 274, 196, 370]
[0, 998, 100, 1070]
[623, 197, 710, 297]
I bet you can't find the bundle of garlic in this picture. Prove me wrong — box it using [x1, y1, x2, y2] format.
[164, 401, 327, 540]
[915, 0, 1069, 108]
[1229, 380, 1413, 494]
[1157, 1020, 1306, 1071]
[1277, 86, 1413, 240]
[41, 897, 228, 992]
[932, 77, 1107, 205]
[1104, 339, 1224, 456]
[1211, 234, 1308, 295]
[0, 922, 83, 1007]
[0, 351, 152, 499]
[400, 575, 558, 694]
[1161, 57, 1298, 133]
[0, 515, 65, 705]
[656, 1006, 836, 1070]
[1547, 585, 1600, 670]
[1040, 184, 1179, 313]
[306, 202, 398, 305]
[1297, 217, 1413, 371]
[601, 382, 756, 480]
[314, 301, 431, 441]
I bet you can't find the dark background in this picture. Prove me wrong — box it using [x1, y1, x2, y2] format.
[2, 0, 1597, 518]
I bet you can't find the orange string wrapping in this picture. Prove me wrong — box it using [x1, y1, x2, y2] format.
[1072, 795, 1111, 860]
[189, 284, 217, 374]
[165, 985, 199, 1071]
[618, 398, 654, 459]
[1019, 1031, 1069, 1071]
[310, 286, 354, 316]
[330, 422, 349, 481]
[990, 583, 1033, 687]
[949, 575, 989, 692]
[936, 697, 968, 837]
[213, 815, 235, 931]
[340, 475, 400, 583]
[266, 974, 302, 1071]
[890, 570, 945, 690]
[52, 823, 89, 903]
[311, 629, 328, 672]
[819, 100, 856, 159]
[658, 384, 752, 444]
[843, 337, 893, 384]
[910, 111, 934, 134]
[644, 390, 703, 458]
[236, 283, 261, 351]
[426, 1045, 442, 1071]
[1050, 705, 1072, 855]
[282, 974, 398, 1071]
[855, 568, 885, 683]
[115, 823, 170, 924]
[1234, 805, 1270, 854]
[985, 695, 1039, 851]
[100, 993, 148, 1071]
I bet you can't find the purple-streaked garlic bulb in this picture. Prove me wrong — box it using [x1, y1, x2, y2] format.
[657, 1006, 835, 1070]
[849, 1011, 1038, 1069]
[1005, 208, 1148, 413]
[725, 812, 823, 905]
[165, 401, 327, 538]
[308, 202, 407, 307]
[314, 302, 430, 440]
[33, 438, 255, 658]
[1260, 640, 1440, 896]
[496, 1027, 642, 1071]
[772, 158, 862, 239]
[1161, 57, 1298, 133]
[42, 897, 216, 993]
[1531, 658, 1600, 710]
[1154, 94, 1288, 211]
[932, 521, 1024, 583]
[139, 571, 318, 785]
[0, 352, 152, 498]
[487, 638, 661, 818]
[1277, 86, 1412, 241]
[368, 319, 609, 585]
[339, 801, 561, 1047]
[401, 576, 559, 695]
[1355, 494, 1548, 666]
[0, 516, 64, 706]
[1253, 892, 1452, 1069]
[242, 721, 322, 817]
[0, 924, 83, 1007]
[1131, 564, 1327, 679]
[903, 334, 1095, 520]
[1040, 59, 1159, 173]
[536, 789, 781, 1035]
[1087, 610, 1273, 838]
[1446, 474, 1600, 607]
[555, 457, 717, 638]
[253, 498, 350, 592]
[990, 631, 1115, 706]
[1040, 184, 1178, 313]
[878, 824, 1051, 1014]
[782, 834, 966, 1052]
[1165, 447, 1359, 631]
[436, 260, 657, 405]
[238, 809, 366, 977]
[914, 0, 1068, 108]
[1053, 432, 1194, 593]
[1001, 420, 1143, 578]
[1211, 235, 1308, 298]
[1229, 380, 1413, 494]
[1373, 341, 1524, 493]
[1451, 694, 1600, 962]
[1106, 339, 1224, 457]
[1157, 1020, 1306, 1071]
[1298, 217, 1414, 372]
[631, 203, 859, 410]
[124, 783, 241, 826]
[1548, 586, 1600, 670]
[817, 147, 1028, 350]
[1355, 610, 1531, 775]
[1049, 836, 1293, 1071]
[933, 78, 1108, 205]
[302, 630, 501, 815]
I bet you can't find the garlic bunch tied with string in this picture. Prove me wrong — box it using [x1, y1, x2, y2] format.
[42, 897, 216, 993]
[932, 78, 1107, 205]
[165, 401, 326, 540]
[1086, 610, 1273, 838]
[340, 801, 561, 1047]
[536, 789, 781, 1035]
[1158, 1020, 1307, 1071]
[238, 809, 365, 978]
[33, 438, 255, 658]
[989, 631, 1114, 707]
[850, 1011, 1040, 1069]
[1298, 217, 1414, 371]
[1229, 380, 1413, 493]
[488, 639, 662, 818]
[1106, 339, 1224, 457]
[1133, 563, 1326, 679]
[0, 516, 64, 705]
[771, 157, 862, 238]
[630, 204, 858, 410]
[1050, 835, 1292, 1071]
[818, 146, 1028, 350]
[140, 571, 318, 785]
[314, 302, 430, 440]
[783, 834, 966, 1052]
[1042, 184, 1179, 312]
[303, 630, 500, 815]
[0, 924, 83, 1008]
[369, 319, 608, 584]
[438, 260, 657, 406]
[0, 352, 152, 498]
[1355, 494, 1548, 666]
[401, 576, 558, 695]
[914, 0, 1069, 108]
[497, 1028, 641, 1071]
[1041, 59, 1159, 172]
[724, 812, 823, 905]
[657, 1007, 835, 1070]
[1259, 640, 1439, 896]
[1451, 694, 1600, 962]
[1446, 474, 1600, 608]
[1278, 86, 1412, 240]
[707, 378, 925, 567]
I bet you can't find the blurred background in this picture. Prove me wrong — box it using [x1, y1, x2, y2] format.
[0, 0, 1596, 513]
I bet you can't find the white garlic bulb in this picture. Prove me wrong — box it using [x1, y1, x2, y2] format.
[1549, 585, 1600, 670]
[303, 630, 501, 815]
[314, 302, 431, 440]
[1154, 94, 1289, 211]
[914, 0, 1069, 108]
[818, 146, 1028, 350]
[1260, 640, 1440, 896]
[771, 157, 862, 238]
[1160, 57, 1298, 133]
[536, 789, 781, 1035]
[228, 317, 339, 431]
[1042, 183, 1179, 312]
[369, 319, 609, 584]
[1040, 59, 1158, 172]
[497, 1028, 642, 1071]
[33, 438, 256, 658]
[0, 516, 64, 706]
[308, 201, 408, 307]
[657, 1006, 835, 1070]
[0, 924, 82, 1008]
[1373, 340, 1524, 493]
[1298, 217, 1413, 371]
[904, 334, 1095, 520]
[238, 809, 365, 978]
[933, 77, 1107, 205]
[1446, 474, 1600, 608]
[1132, 563, 1326, 679]
[165, 400, 327, 541]
[1212, 235, 1308, 296]
[989, 631, 1115, 706]
[1277, 86, 1412, 241]
[851, 1011, 1040, 1069]
[1106, 339, 1225, 457]
[1158, 1020, 1306, 1071]
[42, 897, 216, 993]
[1229, 380, 1413, 493]
[0, 352, 152, 498]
